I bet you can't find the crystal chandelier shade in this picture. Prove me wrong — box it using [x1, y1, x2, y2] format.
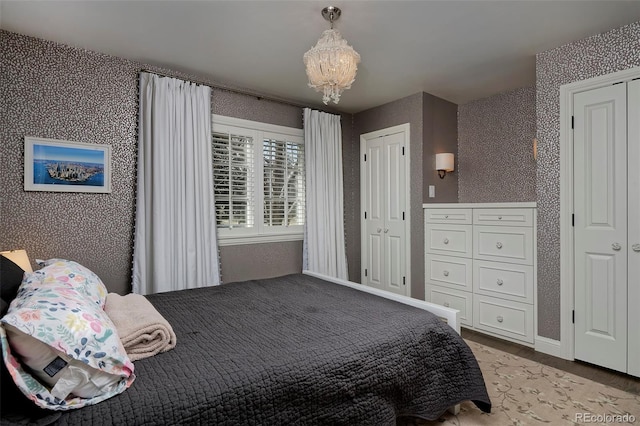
[303, 8, 360, 105]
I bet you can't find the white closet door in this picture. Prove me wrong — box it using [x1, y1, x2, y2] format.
[364, 136, 385, 290]
[628, 79, 640, 377]
[361, 125, 409, 297]
[383, 132, 407, 295]
[574, 83, 628, 372]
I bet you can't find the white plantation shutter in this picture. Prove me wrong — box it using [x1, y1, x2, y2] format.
[212, 115, 305, 245]
[212, 132, 254, 229]
[263, 138, 305, 228]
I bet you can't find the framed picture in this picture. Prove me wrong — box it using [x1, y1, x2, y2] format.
[24, 137, 112, 193]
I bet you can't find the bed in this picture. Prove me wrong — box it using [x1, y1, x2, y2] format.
[1, 271, 490, 425]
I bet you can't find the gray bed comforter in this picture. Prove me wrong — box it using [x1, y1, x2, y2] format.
[1, 273, 490, 425]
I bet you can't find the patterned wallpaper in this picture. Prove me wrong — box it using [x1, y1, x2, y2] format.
[0, 30, 322, 294]
[535, 21, 640, 340]
[458, 87, 536, 203]
[1, 31, 139, 295]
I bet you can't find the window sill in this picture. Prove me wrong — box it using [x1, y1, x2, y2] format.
[217, 232, 304, 247]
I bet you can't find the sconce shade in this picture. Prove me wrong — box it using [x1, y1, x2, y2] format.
[436, 153, 455, 179]
[436, 153, 455, 171]
[0, 249, 33, 273]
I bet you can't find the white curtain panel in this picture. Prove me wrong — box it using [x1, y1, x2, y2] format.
[133, 72, 220, 295]
[303, 108, 348, 280]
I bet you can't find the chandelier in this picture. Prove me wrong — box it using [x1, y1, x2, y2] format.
[303, 6, 361, 105]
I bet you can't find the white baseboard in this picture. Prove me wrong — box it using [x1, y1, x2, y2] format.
[535, 335, 568, 359]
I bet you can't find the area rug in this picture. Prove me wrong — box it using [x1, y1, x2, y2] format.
[416, 340, 640, 425]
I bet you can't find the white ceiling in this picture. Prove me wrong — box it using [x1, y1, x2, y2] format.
[2, 1, 639, 113]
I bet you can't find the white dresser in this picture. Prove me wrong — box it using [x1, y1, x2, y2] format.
[424, 203, 536, 345]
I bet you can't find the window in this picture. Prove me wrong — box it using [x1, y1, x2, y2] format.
[212, 115, 305, 245]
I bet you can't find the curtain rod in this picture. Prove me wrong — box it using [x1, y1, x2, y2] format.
[140, 69, 311, 110]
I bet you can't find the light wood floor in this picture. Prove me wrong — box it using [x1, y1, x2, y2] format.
[462, 328, 640, 396]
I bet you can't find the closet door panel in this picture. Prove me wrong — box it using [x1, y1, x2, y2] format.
[364, 137, 385, 290]
[383, 131, 407, 295]
[628, 79, 640, 377]
[574, 83, 628, 373]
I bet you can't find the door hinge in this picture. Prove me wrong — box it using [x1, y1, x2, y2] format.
[364, 154, 367, 161]
[572, 310, 575, 324]
[571, 116, 574, 129]
[403, 276, 406, 286]
[402, 146, 405, 155]
[364, 211, 367, 219]
[402, 212, 405, 220]
[365, 269, 368, 277]
[572, 214, 575, 227]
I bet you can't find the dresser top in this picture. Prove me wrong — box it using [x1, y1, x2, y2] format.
[422, 202, 536, 209]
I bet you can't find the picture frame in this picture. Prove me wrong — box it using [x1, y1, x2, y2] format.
[24, 137, 112, 193]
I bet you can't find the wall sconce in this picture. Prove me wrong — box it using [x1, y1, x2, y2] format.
[0, 249, 33, 273]
[436, 153, 455, 179]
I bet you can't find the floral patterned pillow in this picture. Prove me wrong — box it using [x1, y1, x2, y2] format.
[0, 260, 134, 410]
[34, 259, 108, 308]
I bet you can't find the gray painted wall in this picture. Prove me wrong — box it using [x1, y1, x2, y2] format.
[423, 93, 458, 203]
[0, 30, 338, 294]
[458, 87, 536, 203]
[535, 21, 640, 340]
[350, 93, 458, 300]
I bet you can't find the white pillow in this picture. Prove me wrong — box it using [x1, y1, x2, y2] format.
[4, 325, 121, 400]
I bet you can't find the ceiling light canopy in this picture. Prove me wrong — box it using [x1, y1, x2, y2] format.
[303, 6, 361, 105]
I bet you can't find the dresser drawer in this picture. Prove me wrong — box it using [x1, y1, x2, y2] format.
[474, 295, 534, 343]
[426, 224, 472, 258]
[473, 208, 533, 227]
[426, 284, 473, 327]
[426, 254, 473, 291]
[473, 260, 534, 302]
[473, 226, 533, 265]
[425, 208, 472, 225]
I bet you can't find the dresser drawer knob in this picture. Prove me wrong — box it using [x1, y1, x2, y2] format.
[497, 315, 504, 323]
[443, 270, 450, 277]
[443, 238, 449, 245]
[445, 215, 449, 218]
[443, 302, 450, 308]
[498, 216, 502, 220]
[497, 278, 504, 286]
[496, 242, 503, 249]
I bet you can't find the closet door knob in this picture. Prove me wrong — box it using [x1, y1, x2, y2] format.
[497, 279, 504, 286]
[632, 244, 640, 252]
[496, 316, 504, 323]
[443, 270, 450, 277]
[443, 238, 449, 245]
[377, 228, 382, 233]
[496, 242, 503, 249]
[612, 242, 621, 251]
[384, 228, 389, 233]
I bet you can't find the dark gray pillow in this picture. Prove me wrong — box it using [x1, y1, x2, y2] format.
[1, 256, 26, 316]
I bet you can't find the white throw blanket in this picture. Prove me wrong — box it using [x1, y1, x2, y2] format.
[104, 293, 177, 362]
